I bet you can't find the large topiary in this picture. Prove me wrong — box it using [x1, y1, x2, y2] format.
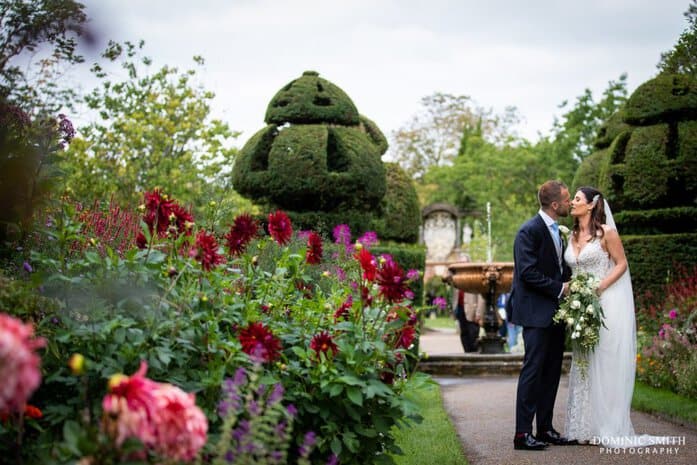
[232, 71, 387, 215]
[372, 162, 421, 243]
[573, 73, 697, 299]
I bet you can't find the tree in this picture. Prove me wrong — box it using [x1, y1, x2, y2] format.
[658, 0, 697, 77]
[0, 0, 90, 114]
[388, 93, 510, 180]
[61, 41, 242, 214]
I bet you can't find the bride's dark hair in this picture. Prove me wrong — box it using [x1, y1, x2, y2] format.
[574, 186, 607, 243]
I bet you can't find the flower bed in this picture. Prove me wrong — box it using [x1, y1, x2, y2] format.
[0, 191, 426, 464]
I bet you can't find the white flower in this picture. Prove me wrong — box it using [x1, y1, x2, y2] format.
[575, 324, 582, 331]
[579, 316, 585, 322]
[571, 300, 581, 309]
[567, 317, 575, 325]
[570, 281, 580, 293]
[586, 304, 595, 313]
[559, 225, 570, 237]
[571, 331, 579, 339]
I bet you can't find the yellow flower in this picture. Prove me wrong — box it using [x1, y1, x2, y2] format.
[107, 373, 128, 391]
[68, 353, 85, 375]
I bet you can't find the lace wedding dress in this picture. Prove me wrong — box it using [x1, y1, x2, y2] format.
[563, 235, 640, 445]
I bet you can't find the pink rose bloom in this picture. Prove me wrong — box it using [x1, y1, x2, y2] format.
[152, 383, 208, 462]
[0, 313, 45, 413]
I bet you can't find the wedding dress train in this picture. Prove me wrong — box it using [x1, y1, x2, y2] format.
[563, 237, 657, 447]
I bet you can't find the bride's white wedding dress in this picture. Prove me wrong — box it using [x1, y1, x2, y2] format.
[563, 234, 653, 446]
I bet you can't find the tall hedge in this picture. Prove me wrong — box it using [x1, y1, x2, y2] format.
[573, 73, 697, 300]
[372, 163, 421, 243]
[624, 233, 697, 300]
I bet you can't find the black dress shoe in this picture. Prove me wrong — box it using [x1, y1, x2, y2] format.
[514, 433, 548, 450]
[536, 429, 572, 445]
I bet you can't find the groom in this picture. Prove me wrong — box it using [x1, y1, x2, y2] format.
[506, 180, 572, 450]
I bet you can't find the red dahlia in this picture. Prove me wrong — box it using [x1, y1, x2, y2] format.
[267, 210, 293, 245]
[310, 331, 338, 358]
[354, 248, 377, 282]
[333, 295, 353, 322]
[239, 322, 282, 363]
[189, 230, 225, 271]
[395, 325, 416, 349]
[376, 259, 408, 303]
[141, 189, 193, 240]
[305, 231, 323, 264]
[225, 214, 259, 256]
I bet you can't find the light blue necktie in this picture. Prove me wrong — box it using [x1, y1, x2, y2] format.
[551, 222, 561, 249]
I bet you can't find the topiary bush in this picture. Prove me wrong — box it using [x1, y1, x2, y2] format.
[573, 74, 697, 303]
[372, 163, 421, 243]
[232, 71, 387, 215]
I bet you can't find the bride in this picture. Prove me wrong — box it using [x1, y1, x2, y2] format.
[563, 186, 652, 446]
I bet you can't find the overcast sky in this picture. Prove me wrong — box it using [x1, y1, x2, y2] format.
[79, 0, 690, 148]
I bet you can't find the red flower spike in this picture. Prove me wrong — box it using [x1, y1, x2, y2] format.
[305, 231, 323, 264]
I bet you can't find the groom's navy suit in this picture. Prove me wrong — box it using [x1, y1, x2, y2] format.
[506, 213, 571, 435]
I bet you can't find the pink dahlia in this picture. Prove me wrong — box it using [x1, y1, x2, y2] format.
[189, 230, 225, 271]
[151, 384, 208, 462]
[0, 314, 45, 414]
[225, 213, 259, 256]
[267, 210, 293, 245]
[102, 362, 159, 447]
[102, 362, 208, 462]
[305, 231, 323, 264]
[239, 322, 282, 363]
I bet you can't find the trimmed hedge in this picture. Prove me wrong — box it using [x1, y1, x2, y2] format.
[573, 148, 607, 190]
[232, 124, 386, 211]
[614, 207, 697, 235]
[622, 124, 673, 208]
[265, 70, 360, 126]
[593, 110, 631, 149]
[372, 163, 421, 243]
[624, 73, 697, 126]
[283, 209, 379, 240]
[372, 242, 426, 306]
[624, 233, 697, 299]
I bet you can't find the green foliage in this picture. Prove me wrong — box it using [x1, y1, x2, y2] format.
[1, 200, 423, 464]
[623, 233, 697, 299]
[61, 40, 241, 212]
[373, 163, 421, 243]
[572, 148, 607, 190]
[0, 0, 88, 114]
[265, 71, 360, 126]
[613, 207, 697, 235]
[0, 100, 68, 249]
[389, 93, 514, 180]
[658, 1, 697, 78]
[623, 74, 697, 125]
[372, 243, 426, 306]
[622, 125, 673, 207]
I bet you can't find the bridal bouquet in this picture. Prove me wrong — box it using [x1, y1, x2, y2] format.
[553, 272, 606, 377]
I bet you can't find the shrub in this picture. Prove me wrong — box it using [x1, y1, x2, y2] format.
[372, 163, 421, 244]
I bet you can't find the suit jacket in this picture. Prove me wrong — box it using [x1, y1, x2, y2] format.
[506, 214, 572, 328]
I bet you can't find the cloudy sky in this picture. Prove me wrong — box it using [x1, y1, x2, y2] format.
[79, 0, 690, 148]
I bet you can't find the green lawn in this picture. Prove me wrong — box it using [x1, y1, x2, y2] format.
[632, 381, 697, 426]
[390, 381, 468, 465]
[421, 315, 458, 331]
